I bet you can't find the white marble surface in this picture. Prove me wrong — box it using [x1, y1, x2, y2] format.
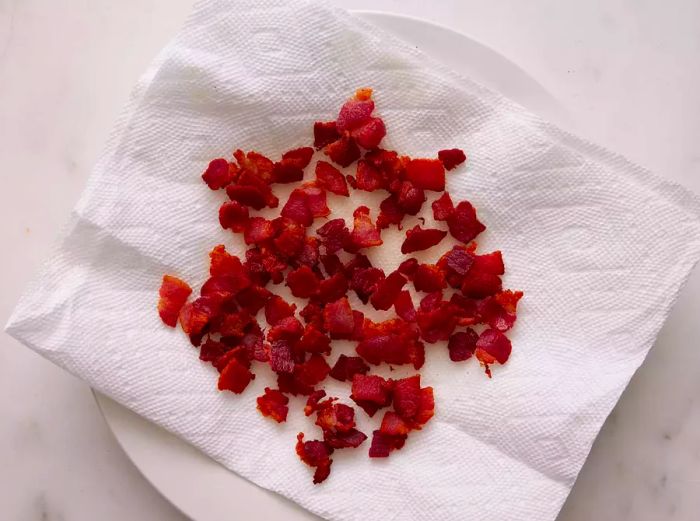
[1, 1, 698, 520]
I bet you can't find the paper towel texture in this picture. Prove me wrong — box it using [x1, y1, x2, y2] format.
[7, 1, 700, 520]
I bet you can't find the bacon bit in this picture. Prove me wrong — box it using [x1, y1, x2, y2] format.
[350, 374, 394, 417]
[264, 295, 296, 326]
[353, 160, 384, 192]
[438, 148, 467, 170]
[352, 117, 386, 149]
[235, 284, 271, 314]
[413, 263, 446, 293]
[297, 324, 331, 355]
[401, 225, 448, 254]
[398, 258, 419, 278]
[314, 121, 341, 150]
[233, 150, 275, 185]
[432, 191, 455, 221]
[416, 296, 458, 344]
[299, 302, 324, 329]
[158, 275, 192, 327]
[392, 375, 421, 420]
[380, 411, 411, 436]
[323, 297, 355, 339]
[324, 135, 361, 167]
[369, 270, 407, 311]
[405, 158, 445, 192]
[273, 147, 314, 183]
[411, 387, 435, 429]
[350, 267, 385, 304]
[272, 218, 305, 259]
[393, 290, 416, 322]
[350, 206, 382, 249]
[312, 274, 345, 305]
[226, 184, 271, 211]
[269, 339, 296, 374]
[438, 245, 475, 285]
[315, 161, 349, 196]
[396, 181, 426, 215]
[179, 296, 220, 345]
[447, 201, 485, 244]
[337, 96, 375, 133]
[316, 218, 350, 254]
[329, 354, 370, 382]
[461, 251, 504, 298]
[298, 183, 330, 218]
[286, 265, 320, 298]
[298, 236, 320, 267]
[202, 158, 235, 190]
[241, 326, 268, 362]
[281, 189, 313, 226]
[218, 357, 255, 394]
[199, 338, 229, 363]
[216, 311, 253, 339]
[219, 201, 249, 233]
[325, 428, 368, 449]
[304, 390, 331, 416]
[244, 217, 277, 244]
[296, 433, 334, 484]
[257, 388, 289, 423]
[295, 354, 331, 387]
[368, 430, 406, 458]
[316, 402, 355, 433]
[447, 329, 478, 361]
[212, 346, 250, 373]
[475, 329, 512, 377]
[377, 194, 404, 229]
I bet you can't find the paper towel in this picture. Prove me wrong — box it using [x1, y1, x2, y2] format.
[7, 0, 700, 520]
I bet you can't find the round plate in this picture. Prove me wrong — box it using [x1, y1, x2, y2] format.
[95, 11, 569, 521]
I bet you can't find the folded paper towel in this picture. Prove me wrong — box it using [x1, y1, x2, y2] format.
[7, 0, 700, 520]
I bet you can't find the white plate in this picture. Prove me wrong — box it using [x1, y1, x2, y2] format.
[95, 11, 569, 521]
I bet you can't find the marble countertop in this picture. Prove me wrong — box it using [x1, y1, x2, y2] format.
[1, 1, 699, 520]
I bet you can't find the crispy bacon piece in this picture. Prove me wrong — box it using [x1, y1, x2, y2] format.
[350, 267, 385, 304]
[329, 354, 370, 382]
[401, 225, 447, 254]
[273, 147, 314, 183]
[396, 181, 426, 215]
[244, 217, 277, 244]
[217, 357, 255, 394]
[315, 160, 349, 196]
[179, 296, 220, 345]
[447, 329, 478, 362]
[202, 158, 235, 190]
[297, 324, 331, 355]
[461, 251, 504, 298]
[264, 295, 296, 326]
[405, 158, 445, 191]
[413, 263, 446, 293]
[350, 373, 394, 417]
[324, 135, 361, 167]
[368, 430, 406, 458]
[432, 191, 455, 221]
[218, 200, 249, 233]
[369, 270, 407, 311]
[350, 206, 382, 249]
[296, 433, 333, 484]
[257, 388, 289, 423]
[447, 201, 485, 244]
[316, 218, 350, 254]
[316, 272, 349, 304]
[393, 290, 417, 322]
[158, 275, 192, 327]
[314, 121, 340, 150]
[377, 194, 404, 229]
[286, 265, 320, 299]
[475, 329, 513, 377]
[438, 148, 467, 170]
[323, 297, 355, 339]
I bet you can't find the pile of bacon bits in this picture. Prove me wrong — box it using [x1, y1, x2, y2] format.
[157, 88, 522, 484]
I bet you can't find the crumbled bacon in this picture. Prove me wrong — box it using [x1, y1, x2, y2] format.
[401, 225, 447, 254]
[257, 388, 289, 423]
[158, 275, 192, 327]
[159, 88, 522, 484]
[438, 148, 467, 170]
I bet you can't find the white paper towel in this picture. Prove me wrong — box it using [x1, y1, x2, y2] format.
[7, 0, 700, 520]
